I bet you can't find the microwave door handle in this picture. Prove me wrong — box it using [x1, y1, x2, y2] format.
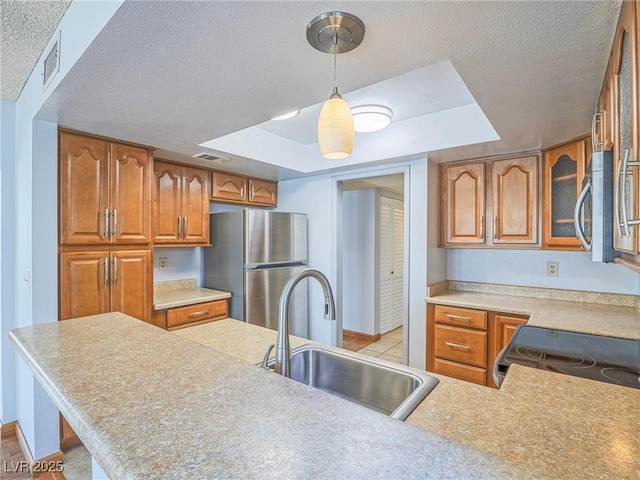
[620, 149, 631, 237]
[574, 182, 592, 251]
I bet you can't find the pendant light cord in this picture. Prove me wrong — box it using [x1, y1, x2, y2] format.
[333, 33, 338, 93]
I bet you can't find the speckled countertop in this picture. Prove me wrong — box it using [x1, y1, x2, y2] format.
[153, 278, 230, 310]
[10, 313, 528, 480]
[173, 318, 310, 363]
[426, 281, 640, 339]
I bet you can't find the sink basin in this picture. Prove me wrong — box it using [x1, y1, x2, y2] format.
[264, 344, 439, 420]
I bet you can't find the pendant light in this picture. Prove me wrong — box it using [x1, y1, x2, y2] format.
[307, 12, 365, 159]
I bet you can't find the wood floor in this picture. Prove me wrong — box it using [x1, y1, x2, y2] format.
[1, 424, 65, 480]
[342, 330, 378, 351]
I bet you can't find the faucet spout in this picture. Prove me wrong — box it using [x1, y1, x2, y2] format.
[275, 268, 336, 377]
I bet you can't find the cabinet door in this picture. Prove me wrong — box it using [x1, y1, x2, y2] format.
[491, 156, 538, 244]
[181, 166, 210, 244]
[59, 133, 109, 245]
[59, 251, 110, 320]
[490, 314, 528, 388]
[110, 250, 152, 323]
[248, 179, 278, 206]
[153, 161, 183, 243]
[614, 0, 639, 254]
[542, 137, 589, 249]
[442, 163, 486, 245]
[110, 143, 152, 244]
[211, 171, 247, 203]
[596, 60, 614, 152]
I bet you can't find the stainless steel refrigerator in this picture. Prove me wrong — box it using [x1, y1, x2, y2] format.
[203, 210, 309, 338]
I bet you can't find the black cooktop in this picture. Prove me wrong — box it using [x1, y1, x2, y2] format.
[496, 326, 640, 389]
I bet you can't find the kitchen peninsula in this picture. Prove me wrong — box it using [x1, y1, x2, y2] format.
[10, 311, 639, 479]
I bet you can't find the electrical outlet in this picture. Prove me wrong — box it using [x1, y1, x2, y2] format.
[547, 262, 559, 277]
[159, 257, 168, 270]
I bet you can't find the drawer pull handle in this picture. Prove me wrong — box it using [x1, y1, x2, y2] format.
[188, 310, 211, 318]
[445, 314, 472, 322]
[445, 342, 472, 351]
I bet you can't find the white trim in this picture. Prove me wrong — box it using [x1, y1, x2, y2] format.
[332, 164, 411, 361]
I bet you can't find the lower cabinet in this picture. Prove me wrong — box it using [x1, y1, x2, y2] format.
[426, 303, 528, 388]
[152, 299, 229, 330]
[59, 249, 153, 323]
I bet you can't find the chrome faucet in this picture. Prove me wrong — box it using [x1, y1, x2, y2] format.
[274, 268, 336, 377]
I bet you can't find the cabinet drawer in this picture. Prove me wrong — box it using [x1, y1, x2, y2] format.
[434, 305, 487, 329]
[433, 358, 486, 386]
[434, 324, 487, 367]
[166, 300, 228, 328]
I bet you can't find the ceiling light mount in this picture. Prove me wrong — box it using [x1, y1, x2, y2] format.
[306, 11, 365, 54]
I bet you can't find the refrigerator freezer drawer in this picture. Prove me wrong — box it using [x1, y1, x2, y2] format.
[245, 265, 308, 338]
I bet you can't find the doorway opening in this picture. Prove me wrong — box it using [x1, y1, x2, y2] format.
[336, 171, 408, 364]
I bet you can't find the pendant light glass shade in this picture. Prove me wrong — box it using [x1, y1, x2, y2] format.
[318, 90, 354, 159]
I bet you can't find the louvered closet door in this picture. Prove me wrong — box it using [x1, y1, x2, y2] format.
[378, 196, 404, 334]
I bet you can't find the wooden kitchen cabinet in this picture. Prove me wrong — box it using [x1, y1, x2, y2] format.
[59, 249, 152, 323]
[153, 160, 210, 245]
[248, 178, 278, 206]
[491, 156, 538, 244]
[427, 304, 488, 386]
[211, 171, 278, 207]
[489, 313, 528, 387]
[542, 135, 591, 249]
[211, 171, 247, 203]
[595, 58, 614, 152]
[426, 303, 529, 388]
[152, 299, 229, 330]
[440, 155, 538, 247]
[441, 162, 486, 245]
[59, 131, 152, 245]
[612, 0, 640, 255]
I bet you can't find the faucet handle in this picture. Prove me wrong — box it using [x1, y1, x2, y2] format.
[261, 344, 275, 369]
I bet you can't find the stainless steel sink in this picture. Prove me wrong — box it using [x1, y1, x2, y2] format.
[264, 344, 439, 420]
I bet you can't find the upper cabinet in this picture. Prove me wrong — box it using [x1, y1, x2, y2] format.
[440, 155, 538, 247]
[612, 0, 640, 255]
[441, 162, 486, 245]
[491, 157, 538, 244]
[211, 171, 278, 207]
[542, 135, 591, 249]
[59, 131, 153, 245]
[153, 160, 210, 245]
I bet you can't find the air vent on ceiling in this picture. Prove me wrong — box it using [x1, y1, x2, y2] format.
[43, 30, 61, 91]
[193, 152, 230, 162]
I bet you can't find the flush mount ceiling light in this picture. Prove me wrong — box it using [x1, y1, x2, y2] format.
[272, 110, 300, 121]
[351, 105, 393, 132]
[307, 11, 365, 159]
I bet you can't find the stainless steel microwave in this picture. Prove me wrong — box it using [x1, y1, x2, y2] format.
[573, 149, 620, 262]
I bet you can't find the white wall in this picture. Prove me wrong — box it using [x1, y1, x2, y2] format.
[342, 189, 376, 335]
[153, 248, 203, 285]
[427, 160, 447, 285]
[2, 0, 124, 459]
[1, 99, 16, 423]
[447, 249, 639, 294]
[276, 159, 429, 369]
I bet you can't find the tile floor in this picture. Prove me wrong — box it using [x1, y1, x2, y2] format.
[62, 444, 92, 480]
[356, 326, 403, 363]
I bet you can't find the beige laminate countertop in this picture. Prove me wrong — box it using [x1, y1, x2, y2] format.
[153, 287, 230, 310]
[185, 319, 640, 479]
[10, 314, 527, 480]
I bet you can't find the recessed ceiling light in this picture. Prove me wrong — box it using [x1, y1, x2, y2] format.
[351, 105, 393, 132]
[272, 110, 300, 121]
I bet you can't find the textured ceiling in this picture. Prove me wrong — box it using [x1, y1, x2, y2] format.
[0, 0, 70, 101]
[18, 1, 623, 180]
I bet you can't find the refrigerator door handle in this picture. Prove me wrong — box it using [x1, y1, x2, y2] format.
[245, 261, 306, 270]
